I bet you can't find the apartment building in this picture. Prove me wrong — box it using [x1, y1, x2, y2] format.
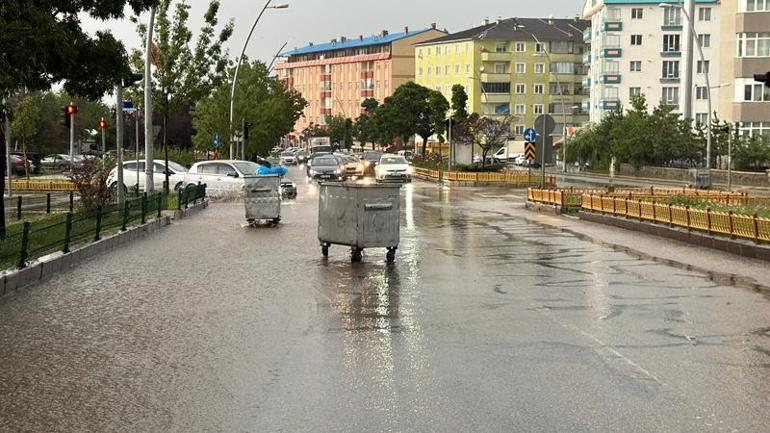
[719, 0, 770, 137]
[582, 0, 721, 126]
[275, 25, 445, 133]
[415, 17, 590, 140]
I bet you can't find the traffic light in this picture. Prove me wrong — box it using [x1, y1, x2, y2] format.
[755, 71, 770, 88]
[244, 122, 253, 140]
[98, 117, 108, 130]
[65, 102, 78, 116]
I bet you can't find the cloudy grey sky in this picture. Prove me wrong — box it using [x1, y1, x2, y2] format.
[83, 0, 584, 64]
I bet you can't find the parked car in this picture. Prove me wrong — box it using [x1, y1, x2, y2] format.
[514, 155, 528, 166]
[279, 151, 297, 166]
[106, 159, 188, 194]
[10, 152, 41, 174]
[308, 155, 345, 182]
[41, 154, 75, 171]
[361, 151, 383, 176]
[9, 155, 36, 176]
[376, 155, 412, 183]
[184, 160, 262, 198]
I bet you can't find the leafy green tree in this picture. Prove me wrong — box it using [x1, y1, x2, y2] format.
[377, 82, 449, 155]
[609, 95, 650, 169]
[474, 115, 514, 166]
[192, 61, 306, 158]
[450, 84, 469, 123]
[11, 93, 41, 176]
[0, 0, 154, 234]
[327, 115, 353, 149]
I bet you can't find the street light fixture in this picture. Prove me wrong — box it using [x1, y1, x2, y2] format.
[659, 1, 713, 174]
[229, 0, 290, 160]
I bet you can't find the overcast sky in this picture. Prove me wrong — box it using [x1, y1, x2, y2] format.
[83, 0, 584, 65]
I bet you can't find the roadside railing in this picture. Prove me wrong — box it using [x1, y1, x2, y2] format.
[527, 187, 768, 209]
[582, 194, 770, 244]
[0, 184, 207, 271]
[414, 167, 555, 186]
[3, 192, 76, 221]
[4, 178, 75, 192]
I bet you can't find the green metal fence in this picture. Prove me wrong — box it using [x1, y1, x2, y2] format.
[0, 183, 207, 271]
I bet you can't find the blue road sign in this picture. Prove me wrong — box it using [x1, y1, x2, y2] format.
[213, 132, 221, 148]
[122, 100, 137, 113]
[523, 128, 538, 143]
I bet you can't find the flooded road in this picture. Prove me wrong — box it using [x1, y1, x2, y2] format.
[0, 167, 768, 432]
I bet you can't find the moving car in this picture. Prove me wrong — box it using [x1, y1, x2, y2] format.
[376, 155, 412, 183]
[107, 159, 188, 193]
[10, 152, 41, 174]
[361, 151, 383, 176]
[295, 150, 309, 165]
[281, 179, 297, 199]
[279, 151, 297, 166]
[308, 155, 345, 182]
[342, 155, 364, 180]
[9, 155, 36, 176]
[41, 154, 75, 171]
[184, 160, 262, 198]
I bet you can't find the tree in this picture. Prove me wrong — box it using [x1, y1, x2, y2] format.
[0, 0, 154, 235]
[129, 0, 234, 191]
[192, 61, 306, 158]
[450, 84, 469, 123]
[470, 115, 514, 166]
[11, 93, 40, 177]
[353, 99, 381, 150]
[377, 82, 449, 155]
[327, 114, 353, 149]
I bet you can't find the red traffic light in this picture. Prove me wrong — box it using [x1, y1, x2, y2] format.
[65, 102, 78, 116]
[98, 118, 108, 130]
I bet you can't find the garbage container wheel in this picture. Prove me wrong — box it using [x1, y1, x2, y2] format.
[272, 217, 281, 225]
[321, 244, 329, 257]
[386, 248, 396, 262]
[351, 248, 363, 263]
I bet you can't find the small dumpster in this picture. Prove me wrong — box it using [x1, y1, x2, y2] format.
[243, 175, 281, 225]
[318, 182, 401, 262]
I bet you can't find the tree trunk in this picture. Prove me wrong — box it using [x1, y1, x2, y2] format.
[0, 125, 6, 238]
[421, 135, 427, 156]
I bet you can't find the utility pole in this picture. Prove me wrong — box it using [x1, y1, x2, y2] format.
[682, 0, 695, 120]
[144, 6, 156, 193]
[241, 117, 246, 161]
[116, 86, 125, 206]
[135, 110, 141, 189]
[68, 102, 76, 167]
[5, 108, 11, 197]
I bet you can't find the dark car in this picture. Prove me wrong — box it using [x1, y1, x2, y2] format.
[9, 155, 36, 176]
[305, 151, 331, 176]
[10, 152, 41, 174]
[361, 151, 383, 176]
[295, 150, 309, 165]
[308, 155, 345, 181]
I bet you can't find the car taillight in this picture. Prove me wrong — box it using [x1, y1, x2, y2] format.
[109, 168, 116, 177]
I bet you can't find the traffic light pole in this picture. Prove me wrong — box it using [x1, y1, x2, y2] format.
[5, 111, 11, 197]
[69, 111, 75, 169]
[135, 111, 140, 189]
[241, 117, 246, 161]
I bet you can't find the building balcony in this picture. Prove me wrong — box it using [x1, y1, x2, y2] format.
[600, 99, 621, 110]
[321, 108, 332, 116]
[660, 99, 679, 109]
[583, 28, 592, 42]
[321, 73, 332, 81]
[603, 21, 623, 32]
[582, 100, 591, 111]
[480, 72, 511, 83]
[481, 93, 511, 103]
[601, 74, 621, 84]
[661, 51, 682, 57]
[583, 52, 592, 64]
[659, 76, 680, 83]
[481, 51, 511, 62]
[601, 48, 622, 58]
[661, 24, 683, 31]
[582, 77, 591, 88]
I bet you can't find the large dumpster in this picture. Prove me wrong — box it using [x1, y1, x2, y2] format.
[243, 175, 281, 225]
[318, 182, 401, 262]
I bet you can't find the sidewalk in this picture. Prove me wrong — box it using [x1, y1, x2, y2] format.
[476, 195, 770, 292]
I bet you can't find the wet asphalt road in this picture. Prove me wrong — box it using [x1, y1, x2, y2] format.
[0, 167, 769, 432]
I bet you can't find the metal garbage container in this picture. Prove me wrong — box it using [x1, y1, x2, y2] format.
[243, 175, 281, 225]
[318, 182, 401, 262]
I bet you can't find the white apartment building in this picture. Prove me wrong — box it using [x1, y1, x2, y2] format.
[581, 0, 721, 126]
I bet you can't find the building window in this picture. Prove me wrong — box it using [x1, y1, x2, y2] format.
[697, 60, 710, 74]
[737, 32, 770, 57]
[695, 113, 708, 126]
[631, 8, 643, 19]
[631, 34, 642, 46]
[743, 0, 770, 12]
[445, 46, 451, 54]
[445, 65, 450, 75]
[455, 64, 460, 74]
[664, 7, 681, 26]
[663, 34, 681, 52]
[427, 67, 431, 76]
[629, 87, 641, 98]
[662, 61, 680, 79]
[696, 86, 709, 100]
[427, 47, 432, 56]
[534, 83, 544, 94]
[514, 104, 526, 115]
[515, 63, 526, 73]
[549, 82, 570, 95]
[466, 64, 471, 73]
[418, 67, 423, 76]
[418, 48, 423, 57]
[739, 121, 770, 137]
[515, 83, 526, 94]
[630, 61, 642, 72]
[698, 7, 711, 21]
[535, 63, 545, 74]
[550, 62, 575, 74]
[482, 82, 511, 93]
[495, 63, 507, 74]
[496, 42, 508, 53]
[740, 79, 770, 101]
[515, 42, 526, 52]
[456, 44, 460, 54]
[465, 42, 470, 53]
[493, 103, 510, 115]
[698, 34, 711, 48]
[514, 125, 525, 136]
[533, 104, 544, 114]
[436, 66, 441, 76]
[662, 87, 679, 105]
[535, 43, 544, 53]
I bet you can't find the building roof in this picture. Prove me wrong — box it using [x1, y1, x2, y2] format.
[280, 28, 440, 57]
[415, 17, 589, 46]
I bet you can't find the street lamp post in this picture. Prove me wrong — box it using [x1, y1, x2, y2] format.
[660, 1, 712, 172]
[144, 6, 156, 193]
[229, 1, 289, 160]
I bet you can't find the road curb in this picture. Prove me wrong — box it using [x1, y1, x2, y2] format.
[0, 215, 171, 300]
[170, 199, 208, 220]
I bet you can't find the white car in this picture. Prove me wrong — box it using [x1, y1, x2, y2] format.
[184, 160, 261, 198]
[107, 159, 187, 193]
[375, 155, 412, 183]
[279, 151, 297, 165]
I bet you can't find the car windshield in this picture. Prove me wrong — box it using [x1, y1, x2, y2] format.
[281, 151, 294, 157]
[167, 161, 187, 172]
[363, 152, 383, 161]
[381, 156, 407, 165]
[233, 161, 259, 175]
[313, 157, 339, 167]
